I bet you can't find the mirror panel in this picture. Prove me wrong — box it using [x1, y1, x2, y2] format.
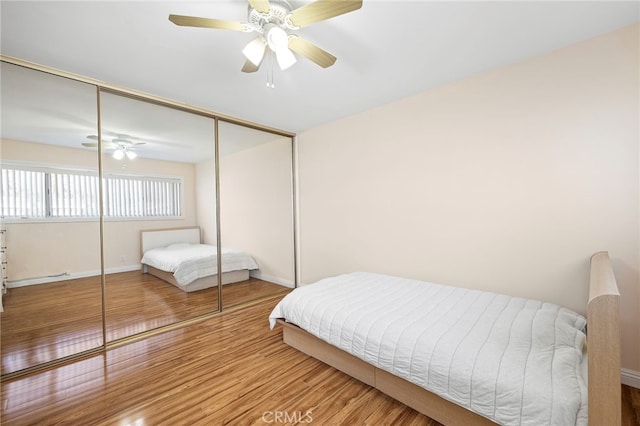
[0, 62, 102, 375]
[98, 91, 219, 341]
[218, 121, 294, 309]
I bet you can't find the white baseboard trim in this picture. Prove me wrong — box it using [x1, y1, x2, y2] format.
[622, 368, 640, 389]
[7, 265, 142, 288]
[249, 270, 294, 288]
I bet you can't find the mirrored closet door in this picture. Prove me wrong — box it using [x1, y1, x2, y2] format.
[99, 91, 220, 342]
[217, 121, 294, 308]
[0, 62, 103, 375]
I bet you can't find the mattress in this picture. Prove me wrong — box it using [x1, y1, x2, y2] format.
[269, 272, 588, 426]
[141, 243, 258, 286]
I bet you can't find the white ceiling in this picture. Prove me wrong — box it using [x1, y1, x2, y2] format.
[1, 1, 638, 135]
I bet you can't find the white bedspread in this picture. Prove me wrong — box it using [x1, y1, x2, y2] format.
[141, 243, 258, 286]
[269, 272, 587, 426]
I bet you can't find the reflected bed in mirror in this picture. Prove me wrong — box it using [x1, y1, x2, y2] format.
[140, 227, 290, 307]
[141, 227, 257, 291]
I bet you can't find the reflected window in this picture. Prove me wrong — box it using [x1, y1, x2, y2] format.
[0, 167, 47, 218]
[1, 162, 182, 219]
[103, 173, 181, 218]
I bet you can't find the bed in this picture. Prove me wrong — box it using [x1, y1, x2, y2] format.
[140, 227, 258, 292]
[269, 252, 620, 425]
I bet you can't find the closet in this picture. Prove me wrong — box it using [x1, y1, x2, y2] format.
[0, 57, 296, 378]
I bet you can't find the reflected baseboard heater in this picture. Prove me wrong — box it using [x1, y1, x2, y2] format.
[7, 265, 141, 288]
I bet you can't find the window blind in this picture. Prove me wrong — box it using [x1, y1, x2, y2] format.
[1, 164, 182, 219]
[1, 168, 47, 218]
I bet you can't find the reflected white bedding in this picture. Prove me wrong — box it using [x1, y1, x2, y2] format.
[141, 243, 258, 286]
[269, 272, 588, 426]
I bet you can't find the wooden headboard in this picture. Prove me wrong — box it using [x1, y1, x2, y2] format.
[587, 251, 621, 424]
[140, 227, 202, 255]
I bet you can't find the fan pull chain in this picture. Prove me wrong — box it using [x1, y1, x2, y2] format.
[266, 51, 275, 89]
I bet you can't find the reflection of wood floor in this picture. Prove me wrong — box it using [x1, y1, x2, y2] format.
[2, 297, 639, 425]
[1, 271, 290, 375]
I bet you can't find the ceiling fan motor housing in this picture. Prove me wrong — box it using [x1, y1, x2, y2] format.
[247, 0, 295, 34]
[246, 0, 298, 70]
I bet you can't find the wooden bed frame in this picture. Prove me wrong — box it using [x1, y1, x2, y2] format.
[277, 252, 621, 425]
[140, 227, 251, 293]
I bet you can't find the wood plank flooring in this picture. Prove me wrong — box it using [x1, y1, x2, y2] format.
[623, 384, 640, 426]
[1, 297, 436, 425]
[1, 297, 639, 425]
[1, 271, 290, 375]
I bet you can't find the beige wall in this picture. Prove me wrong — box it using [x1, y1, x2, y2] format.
[297, 24, 639, 373]
[2, 139, 197, 281]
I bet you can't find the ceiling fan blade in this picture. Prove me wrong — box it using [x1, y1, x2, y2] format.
[82, 142, 117, 149]
[288, 36, 336, 68]
[289, 0, 362, 28]
[168, 14, 246, 31]
[242, 60, 260, 73]
[248, 0, 270, 14]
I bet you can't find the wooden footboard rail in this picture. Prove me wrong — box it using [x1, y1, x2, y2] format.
[278, 251, 621, 425]
[588, 251, 621, 425]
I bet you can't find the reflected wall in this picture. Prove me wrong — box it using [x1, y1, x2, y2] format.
[218, 121, 294, 308]
[219, 122, 295, 287]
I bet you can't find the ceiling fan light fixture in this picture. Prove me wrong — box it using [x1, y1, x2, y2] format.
[265, 25, 288, 52]
[126, 150, 137, 160]
[275, 47, 296, 70]
[242, 37, 267, 66]
[263, 24, 296, 70]
[112, 149, 125, 160]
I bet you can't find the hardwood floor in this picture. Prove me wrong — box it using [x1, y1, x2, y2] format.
[2, 296, 638, 425]
[623, 384, 640, 426]
[1, 271, 290, 375]
[0, 296, 435, 425]
[1, 276, 103, 375]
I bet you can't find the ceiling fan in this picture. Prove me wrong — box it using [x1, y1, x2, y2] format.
[82, 135, 145, 160]
[169, 0, 363, 73]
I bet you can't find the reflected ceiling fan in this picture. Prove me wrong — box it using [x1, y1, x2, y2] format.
[82, 135, 145, 160]
[169, 0, 363, 73]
